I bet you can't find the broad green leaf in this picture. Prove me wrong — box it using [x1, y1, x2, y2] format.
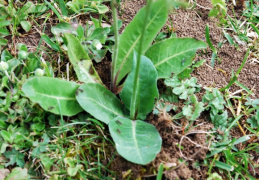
[51, 22, 76, 36]
[22, 77, 83, 116]
[247, 110, 259, 128]
[146, 38, 207, 79]
[0, 27, 10, 37]
[0, 38, 7, 46]
[0, 20, 10, 28]
[0, 120, 8, 129]
[66, 2, 80, 13]
[65, 34, 102, 84]
[120, 53, 158, 120]
[58, 0, 68, 16]
[113, 0, 169, 85]
[215, 160, 234, 172]
[0, 130, 12, 144]
[109, 117, 162, 165]
[19, 1, 35, 15]
[95, 4, 109, 14]
[210, 110, 228, 129]
[67, 165, 83, 177]
[20, 21, 31, 32]
[40, 154, 54, 172]
[76, 83, 126, 124]
[88, 27, 110, 42]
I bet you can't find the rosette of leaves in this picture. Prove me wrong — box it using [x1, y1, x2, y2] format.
[22, 0, 207, 165]
[164, 76, 201, 100]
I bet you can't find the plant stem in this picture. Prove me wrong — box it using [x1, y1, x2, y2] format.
[130, 0, 153, 119]
[111, 0, 120, 92]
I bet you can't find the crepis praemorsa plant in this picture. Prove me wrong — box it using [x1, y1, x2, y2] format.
[22, 0, 206, 165]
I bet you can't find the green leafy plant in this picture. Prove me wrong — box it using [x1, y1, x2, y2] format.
[183, 94, 204, 121]
[43, 17, 113, 63]
[22, 0, 206, 165]
[209, 0, 227, 24]
[243, 1, 259, 24]
[66, 0, 109, 14]
[202, 88, 229, 129]
[0, 1, 48, 38]
[165, 76, 201, 100]
[247, 110, 258, 129]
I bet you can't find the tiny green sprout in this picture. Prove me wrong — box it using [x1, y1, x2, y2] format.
[0, 61, 9, 72]
[34, 68, 44, 77]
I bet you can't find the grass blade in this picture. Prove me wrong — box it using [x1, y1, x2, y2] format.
[58, 0, 68, 16]
[205, 25, 217, 67]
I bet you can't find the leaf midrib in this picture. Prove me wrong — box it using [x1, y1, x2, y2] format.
[35, 92, 76, 100]
[132, 121, 143, 163]
[115, 5, 165, 78]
